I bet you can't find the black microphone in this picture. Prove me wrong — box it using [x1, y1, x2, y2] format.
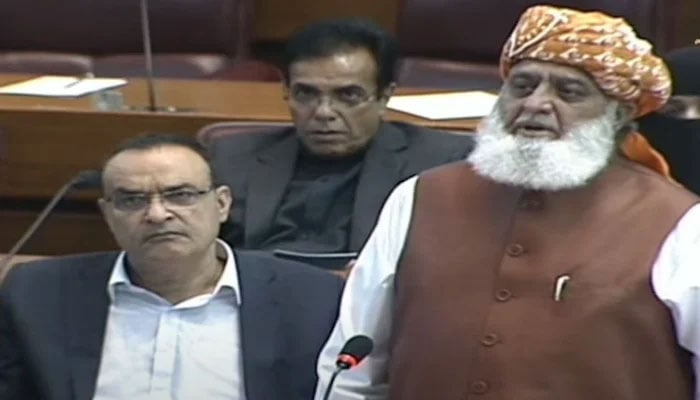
[0, 170, 102, 280]
[72, 169, 103, 190]
[322, 335, 374, 400]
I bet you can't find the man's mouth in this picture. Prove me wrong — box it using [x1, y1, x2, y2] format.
[310, 129, 345, 135]
[512, 121, 558, 139]
[144, 231, 186, 242]
[308, 130, 347, 141]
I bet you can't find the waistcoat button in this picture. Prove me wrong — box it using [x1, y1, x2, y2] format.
[506, 243, 525, 257]
[470, 380, 489, 394]
[481, 333, 499, 346]
[495, 289, 512, 301]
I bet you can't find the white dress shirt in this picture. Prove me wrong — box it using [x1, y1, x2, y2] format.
[314, 176, 700, 400]
[94, 239, 247, 400]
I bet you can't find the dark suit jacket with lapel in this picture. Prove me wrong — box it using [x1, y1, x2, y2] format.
[209, 121, 475, 251]
[0, 250, 344, 400]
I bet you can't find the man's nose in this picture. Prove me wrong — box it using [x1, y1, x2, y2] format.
[143, 196, 172, 223]
[313, 96, 338, 121]
[521, 86, 556, 115]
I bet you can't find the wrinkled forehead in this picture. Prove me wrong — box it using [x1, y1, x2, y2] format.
[102, 146, 212, 192]
[506, 60, 602, 90]
[288, 48, 378, 90]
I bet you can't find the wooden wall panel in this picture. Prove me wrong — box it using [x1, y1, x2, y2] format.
[678, 0, 699, 48]
[253, 0, 698, 47]
[0, 210, 117, 254]
[254, 0, 400, 41]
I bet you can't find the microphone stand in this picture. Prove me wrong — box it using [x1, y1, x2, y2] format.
[140, 0, 157, 112]
[0, 171, 101, 281]
[127, 0, 191, 113]
[321, 367, 345, 400]
[322, 336, 373, 400]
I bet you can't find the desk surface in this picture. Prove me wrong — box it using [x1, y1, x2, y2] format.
[0, 74, 480, 254]
[0, 74, 479, 199]
[0, 74, 479, 129]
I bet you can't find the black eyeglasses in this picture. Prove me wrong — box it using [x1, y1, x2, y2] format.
[104, 187, 214, 212]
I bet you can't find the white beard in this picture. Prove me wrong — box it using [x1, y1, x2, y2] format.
[467, 105, 619, 191]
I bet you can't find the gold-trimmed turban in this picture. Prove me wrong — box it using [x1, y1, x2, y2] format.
[500, 5, 671, 117]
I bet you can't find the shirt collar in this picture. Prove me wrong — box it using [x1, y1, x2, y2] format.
[107, 239, 241, 305]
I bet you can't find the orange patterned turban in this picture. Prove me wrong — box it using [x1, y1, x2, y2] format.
[500, 5, 671, 117]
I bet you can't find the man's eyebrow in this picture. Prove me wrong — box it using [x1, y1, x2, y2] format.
[162, 184, 199, 192]
[334, 84, 366, 91]
[554, 76, 590, 88]
[511, 71, 538, 79]
[112, 188, 145, 195]
[113, 184, 196, 194]
[508, 71, 540, 83]
[291, 82, 320, 90]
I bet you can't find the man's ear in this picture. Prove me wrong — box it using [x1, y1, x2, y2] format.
[215, 185, 233, 223]
[376, 83, 396, 117]
[97, 198, 107, 219]
[97, 197, 116, 233]
[616, 102, 636, 122]
[379, 82, 396, 105]
[282, 81, 290, 100]
[614, 102, 637, 135]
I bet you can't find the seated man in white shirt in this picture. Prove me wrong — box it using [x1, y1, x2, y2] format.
[315, 5, 700, 400]
[0, 133, 344, 400]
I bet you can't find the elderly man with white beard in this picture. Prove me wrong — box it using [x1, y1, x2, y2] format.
[314, 5, 700, 400]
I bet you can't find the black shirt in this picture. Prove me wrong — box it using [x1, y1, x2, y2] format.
[258, 150, 365, 252]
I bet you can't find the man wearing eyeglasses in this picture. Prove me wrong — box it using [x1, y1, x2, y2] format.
[0, 133, 344, 400]
[208, 18, 474, 273]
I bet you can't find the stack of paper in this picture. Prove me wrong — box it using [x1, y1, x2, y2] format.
[387, 91, 498, 120]
[0, 75, 127, 98]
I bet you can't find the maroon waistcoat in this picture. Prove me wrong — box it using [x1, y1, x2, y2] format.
[390, 159, 698, 400]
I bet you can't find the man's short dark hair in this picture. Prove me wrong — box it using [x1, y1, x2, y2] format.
[283, 17, 399, 91]
[102, 132, 219, 188]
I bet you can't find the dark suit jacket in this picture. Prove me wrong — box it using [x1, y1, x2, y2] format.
[209, 121, 474, 251]
[0, 250, 344, 400]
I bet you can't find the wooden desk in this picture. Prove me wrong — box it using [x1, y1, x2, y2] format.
[0, 74, 477, 199]
[0, 74, 479, 254]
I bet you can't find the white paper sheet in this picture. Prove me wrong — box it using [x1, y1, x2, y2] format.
[0, 75, 127, 98]
[388, 91, 498, 120]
